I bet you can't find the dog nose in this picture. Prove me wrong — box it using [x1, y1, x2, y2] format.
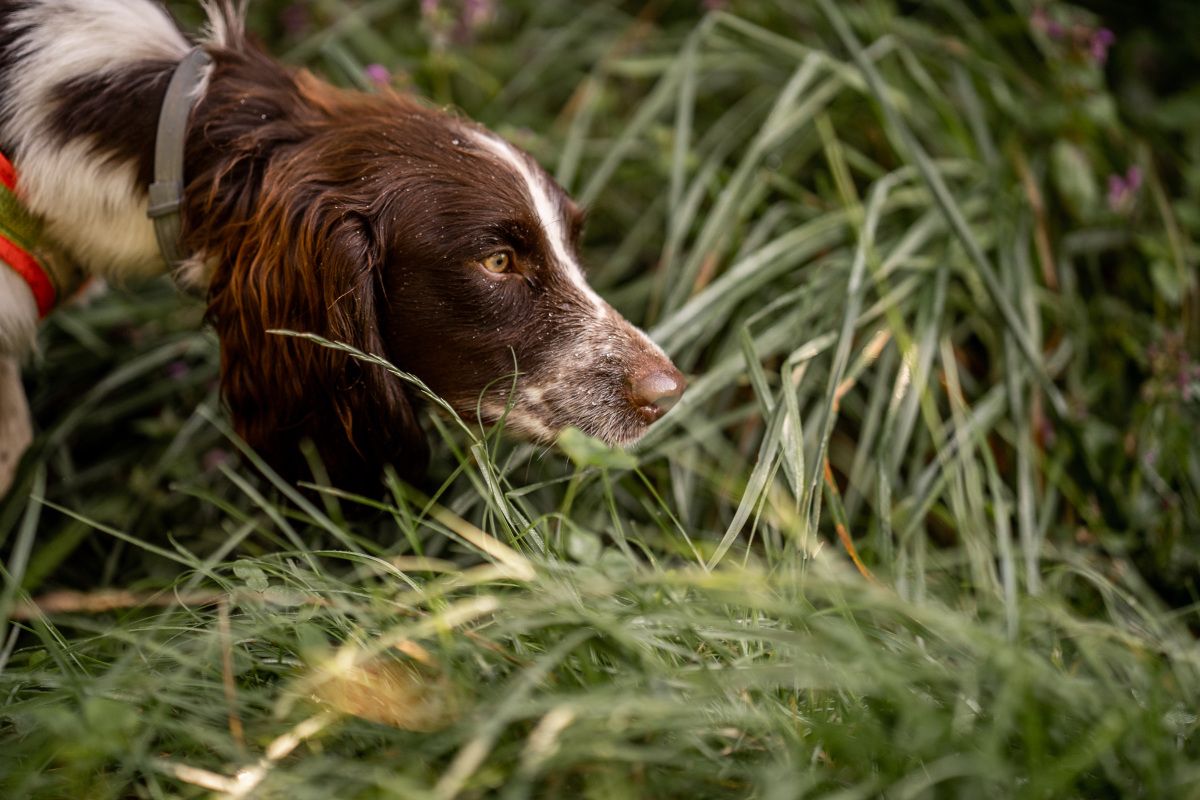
[628, 364, 686, 417]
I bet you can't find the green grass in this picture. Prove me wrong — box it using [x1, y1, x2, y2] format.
[3, 0, 1199, 797]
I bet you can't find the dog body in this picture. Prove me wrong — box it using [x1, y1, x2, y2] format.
[0, 0, 683, 490]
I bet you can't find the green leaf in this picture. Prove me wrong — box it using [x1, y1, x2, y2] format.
[1150, 259, 1186, 306]
[557, 427, 639, 470]
[232, 560, 270, 592]
[565, 528, 602, 564]
[1051, 140, 1099, 221]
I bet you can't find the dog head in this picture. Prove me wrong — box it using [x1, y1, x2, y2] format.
[186, 48, 684, 484]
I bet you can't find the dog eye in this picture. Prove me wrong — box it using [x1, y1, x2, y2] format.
[480, 251, 513, 274]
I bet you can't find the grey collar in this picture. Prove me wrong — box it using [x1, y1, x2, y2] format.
[148, 46, 211, 269]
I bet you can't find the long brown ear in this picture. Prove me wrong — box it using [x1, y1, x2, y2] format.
[206, 179, 428, 489]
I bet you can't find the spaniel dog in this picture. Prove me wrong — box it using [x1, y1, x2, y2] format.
[0, 0, 684, 492]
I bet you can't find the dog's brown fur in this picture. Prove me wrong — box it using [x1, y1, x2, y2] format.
[0, 1, 685, 491]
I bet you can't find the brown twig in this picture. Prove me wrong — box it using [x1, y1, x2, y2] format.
[218, 599, 246, 753]
[1011, 145, 1058, 290]
[8, 589, 225, 620]
[823, 459, 878, 584]
[833, 329, 892, 411]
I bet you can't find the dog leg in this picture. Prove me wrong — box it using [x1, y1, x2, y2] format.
[0, 267, 39, 496]
[0, 355, 31, 495]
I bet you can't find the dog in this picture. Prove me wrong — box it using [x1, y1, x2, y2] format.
[0, 0, 685, 492]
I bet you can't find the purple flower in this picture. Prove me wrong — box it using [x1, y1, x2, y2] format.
[364, 63, 390, 86]
[421, 0, 440, 18]
[165, 360, 189, 380]
[703, 0, 728, 10]
[1125, 165, 1142, 192]
[1106, 174, 1125, 205]
[1090, 27, 1115, 64]
[1107, 165, 1143, 213]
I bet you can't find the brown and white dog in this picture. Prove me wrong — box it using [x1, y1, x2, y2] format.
[0, 0, 685, 491]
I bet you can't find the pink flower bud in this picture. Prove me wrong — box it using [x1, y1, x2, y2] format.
[364, 63, 390, 86]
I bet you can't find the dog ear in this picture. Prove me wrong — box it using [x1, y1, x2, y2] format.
[206, 180, 428, 489]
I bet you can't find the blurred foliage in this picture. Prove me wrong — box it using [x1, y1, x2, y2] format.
[1, 0, 1199, 797]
